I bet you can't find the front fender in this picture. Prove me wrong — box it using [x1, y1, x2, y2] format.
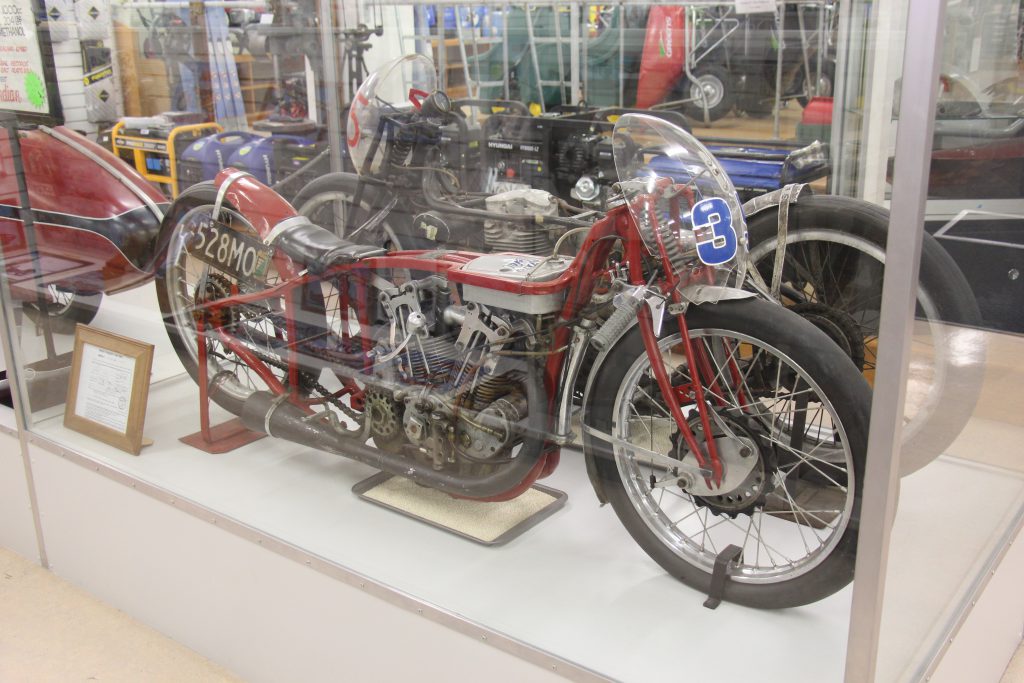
[580, 289, 757, 504]
[581, 332, 619, 505]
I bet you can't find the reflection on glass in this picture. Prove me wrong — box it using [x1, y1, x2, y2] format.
[874, 1, 1024, 681]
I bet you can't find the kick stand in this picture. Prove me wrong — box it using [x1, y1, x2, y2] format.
[179, 318, 265, 453]
[703, 544, 744, 610]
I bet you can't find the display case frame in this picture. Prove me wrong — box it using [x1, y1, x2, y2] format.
[1, 0, 1023, 680]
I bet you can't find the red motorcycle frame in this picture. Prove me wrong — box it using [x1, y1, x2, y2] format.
[197, 169, 728, 499]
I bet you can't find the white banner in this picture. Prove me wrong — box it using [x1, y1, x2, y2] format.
[735, 0, 776, 15]
[0, 0, 49, 114]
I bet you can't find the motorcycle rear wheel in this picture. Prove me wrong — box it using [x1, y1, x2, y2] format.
[155, 183, 300, 414]
[745, 194, 984, 473]
[586, 298, 869, 608]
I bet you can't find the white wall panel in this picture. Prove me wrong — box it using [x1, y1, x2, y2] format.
[28, 446, 568, 683]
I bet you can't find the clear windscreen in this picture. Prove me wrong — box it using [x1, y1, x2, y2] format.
[346, 53, 438, 174]
[612, 113, 748, 297]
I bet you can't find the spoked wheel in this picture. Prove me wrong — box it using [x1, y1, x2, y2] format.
[292, 172, 415, 250]
[23, 286, 101, 334]
[745, 194, 984, 473]
[156, 183, 303, 414]
[680, 65, 735, 123]
[796, 59, 836, 107]
[586, 298, 869, 608]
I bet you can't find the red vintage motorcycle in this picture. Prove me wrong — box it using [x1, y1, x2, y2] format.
[156, 86, 870, 608]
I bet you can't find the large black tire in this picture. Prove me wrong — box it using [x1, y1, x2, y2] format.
[734, 72, 775, 119]
[586, 298, 870, 608]
[679, 64, 735, 123]
[291, 172, 424, 250]
[23, 290, 102, 334]
[155, 183, 300, 415]
[744, 194, 984, 473]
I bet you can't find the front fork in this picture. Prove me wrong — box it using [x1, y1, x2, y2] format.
[636, 298, 724, 487]
[625, 212, 725, 488]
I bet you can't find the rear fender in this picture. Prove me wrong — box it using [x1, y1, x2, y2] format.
[740, 183, 809, 219]
[153, 169, 299, 274]
[210, 167, 298, 241]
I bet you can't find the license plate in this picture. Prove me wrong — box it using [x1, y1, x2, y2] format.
[188, 219, 273, 283]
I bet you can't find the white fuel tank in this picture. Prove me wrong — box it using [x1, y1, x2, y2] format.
[458, 253, 572, 314]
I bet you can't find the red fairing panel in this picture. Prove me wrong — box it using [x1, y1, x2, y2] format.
[0, 126, 167, 295]
[1, 126, 165, 217]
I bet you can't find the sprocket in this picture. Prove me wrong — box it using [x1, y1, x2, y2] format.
[193, 272, 239, 329]
[790, 302, 866, 371]
[672, 412, 776, 518]
[365, 388, 404, 449]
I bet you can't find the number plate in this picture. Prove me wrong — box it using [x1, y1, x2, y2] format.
[188, 219, 273, 283]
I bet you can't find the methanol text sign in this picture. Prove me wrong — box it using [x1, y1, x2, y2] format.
[0, 0, 49, 114]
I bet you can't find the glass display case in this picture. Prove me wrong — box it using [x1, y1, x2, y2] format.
[0, 0, 1021, 681]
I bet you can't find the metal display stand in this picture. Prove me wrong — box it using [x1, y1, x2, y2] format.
[353, 471, 568, 545]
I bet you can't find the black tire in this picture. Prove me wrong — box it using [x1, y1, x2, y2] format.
[734, 73, 774, 119]
[291, 172, 423, 250]
[23, 290, 102, 334]
[155, 183, 302, 415]
[679, 64, 735, 123]
[796, 58, 836, 108]
[745, 194, 984, 473]
[586, 298, 870, 608]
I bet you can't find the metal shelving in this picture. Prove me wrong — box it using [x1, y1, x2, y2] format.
[365, 0, 834, 128]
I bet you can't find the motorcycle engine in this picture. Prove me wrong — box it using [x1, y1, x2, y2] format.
[367, 275, 532, 475]
[483, 188, 559, 255]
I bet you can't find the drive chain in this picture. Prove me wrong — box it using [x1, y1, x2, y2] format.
[224, 305, 365, 426]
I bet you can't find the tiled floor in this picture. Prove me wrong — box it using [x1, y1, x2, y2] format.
[0, 546, 239, 683]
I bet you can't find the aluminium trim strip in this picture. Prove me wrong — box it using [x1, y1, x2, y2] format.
[0, 120, 51, 568]
[844, 0, 946, 679]
[21, 431, 609, 682]
[914, 496, 1024, 682]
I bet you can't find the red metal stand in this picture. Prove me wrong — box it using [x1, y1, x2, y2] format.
[179, 317, 265, 453]
[179, 417, 264, 453]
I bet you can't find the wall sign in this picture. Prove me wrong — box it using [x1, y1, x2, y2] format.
[734, 0, 776, 14]
[0, 0, 49, 114]
[65, 325, 154, 455]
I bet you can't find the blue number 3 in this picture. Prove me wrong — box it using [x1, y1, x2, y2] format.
[691, 197, 738, 266]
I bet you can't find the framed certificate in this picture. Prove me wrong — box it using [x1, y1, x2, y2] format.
[64, 325, 154, 455]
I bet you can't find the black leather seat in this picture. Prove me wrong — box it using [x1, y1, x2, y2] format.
[271, 218, 386, 274]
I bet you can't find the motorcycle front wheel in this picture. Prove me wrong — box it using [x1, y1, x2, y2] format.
[586, 298, 870, 608]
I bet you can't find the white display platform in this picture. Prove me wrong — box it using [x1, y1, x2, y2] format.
[12, 284, 1024, 681]
[32, 383, 858, 682]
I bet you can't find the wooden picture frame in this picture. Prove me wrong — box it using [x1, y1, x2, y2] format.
[64, 325, 154, 455]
